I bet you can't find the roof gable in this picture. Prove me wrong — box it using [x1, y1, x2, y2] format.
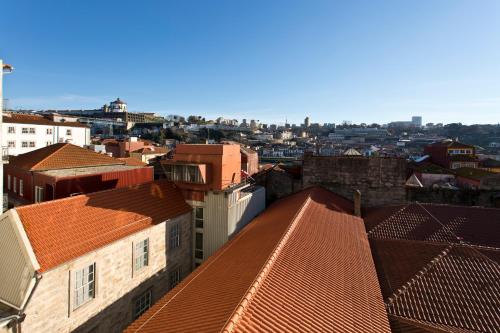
[10, 143, 124, 171]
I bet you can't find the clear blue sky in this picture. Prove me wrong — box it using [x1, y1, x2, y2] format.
[2, 0, 500, 125]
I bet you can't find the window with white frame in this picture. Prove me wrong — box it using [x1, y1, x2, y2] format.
[195, 207, 203, 228]
[169, 224, 180, 249]
[133, 290, 152, 319]
[19, 180, 23, 197]
[74, 263, 96, 309]
[66, 129, 72, 136]
[29, 128, 36, 134]
[134, 238, 149, 271]
[7, 141, 15, 148]
[13, 177, 17, 193]
[7, 175, 11, 191]
[21, 141, 28, 148]
[46, 141, 52, 146]
[169, 267, 181, 289]
[7, 127, 15, 134]
[46, 128, 53, 135]
[29, 141, 36, 148]
[21, 128, 29, 134]
[163, 164, 204, 184]
[35, 186, 44, 203]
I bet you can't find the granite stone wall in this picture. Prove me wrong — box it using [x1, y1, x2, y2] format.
[302, 155, 407, 207]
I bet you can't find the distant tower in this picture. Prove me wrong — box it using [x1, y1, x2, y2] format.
[304, 116, 310, 128]
[109, 98, 127, 112]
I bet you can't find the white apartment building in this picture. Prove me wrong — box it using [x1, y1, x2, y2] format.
[0, 181, 192, 333]
[2, 113, 90, 156]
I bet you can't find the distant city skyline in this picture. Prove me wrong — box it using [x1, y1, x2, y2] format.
[2, 0, 500, 125]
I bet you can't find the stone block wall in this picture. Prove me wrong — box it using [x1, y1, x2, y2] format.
[17, 212, 192, 333]
[302, 155, 407, 207]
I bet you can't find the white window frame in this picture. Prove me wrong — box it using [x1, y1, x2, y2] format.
[7, 175, 11, 191]
[21, 141, 28, 148]
[133, 290, 152, 319]
[29, 141, 36, 148]
[35, 186, 44, 203]
[46, 128, 53, 135]
[46, 141, 52, 146]
[21, 128, 29, 134]
[73, 263, 96, 309]
[134, 238, 149, 271]
[7, 126, 15, 134]
[13, 177, 17, 193]
[66, 129, 72, 136]
[29, 128, 36, 134]
[7, 141, 15, 148]
[19, 180, 23, 197]
[169, 224, 180, 249]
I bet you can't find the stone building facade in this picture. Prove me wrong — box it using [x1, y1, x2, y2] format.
[302, 154, 407, 207]
[19, 213, 191, 333]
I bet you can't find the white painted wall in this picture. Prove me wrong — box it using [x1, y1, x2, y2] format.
[2, 122, 90, 156]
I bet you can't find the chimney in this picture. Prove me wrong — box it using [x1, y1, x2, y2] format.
[354, 190, 361, 217]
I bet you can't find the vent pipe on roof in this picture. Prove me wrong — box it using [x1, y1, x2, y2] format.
[354, 190, 361, 217]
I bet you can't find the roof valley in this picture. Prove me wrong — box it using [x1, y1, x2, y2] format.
[385, 244, 454, 308]
[222, 196, 313, 333]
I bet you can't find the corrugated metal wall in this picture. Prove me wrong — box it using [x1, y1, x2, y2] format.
[203, 186, 266, 259]
[228, 186, 265, 237]
[203, 191, 228, 259]
[0, 211, 37, 309]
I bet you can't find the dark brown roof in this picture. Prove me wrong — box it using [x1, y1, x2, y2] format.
[365, 203, 500, 248]
[16, 181, 191, 272]
[10, 143, 124, 171]
[125, 187, 390, 333]
[3, 112, 89, 128]
[454, 167, 495, 180]
[428, 141, 475, 149]
[366, 203, 500, 333]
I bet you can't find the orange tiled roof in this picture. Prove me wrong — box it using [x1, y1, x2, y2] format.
[125, 187, 390, 333]
[10, 143, 124, 171]
[16, 181, 191, 272]
[3, 112, 89, 127]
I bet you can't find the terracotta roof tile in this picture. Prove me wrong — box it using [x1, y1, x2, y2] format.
[16, 181, 191, 272]
[366, 203, 500, 333]
[124, 187, 390, 333]
[10, 143, 124, 171]
[365, 203, 500, 248]
[3, 112, 89, 127]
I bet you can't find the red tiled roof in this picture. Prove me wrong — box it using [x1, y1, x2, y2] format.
[3, 112, 89, 128]
[375, 241, 500, 333]
[16, 181, 191, 272]
[10, 143, 124, 171]
[125, 187, 390, 333]
[365, 203, 500, 248]
[367, 203, 500, 333]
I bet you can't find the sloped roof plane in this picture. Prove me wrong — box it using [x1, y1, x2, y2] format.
[125, 187, 390, 333]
